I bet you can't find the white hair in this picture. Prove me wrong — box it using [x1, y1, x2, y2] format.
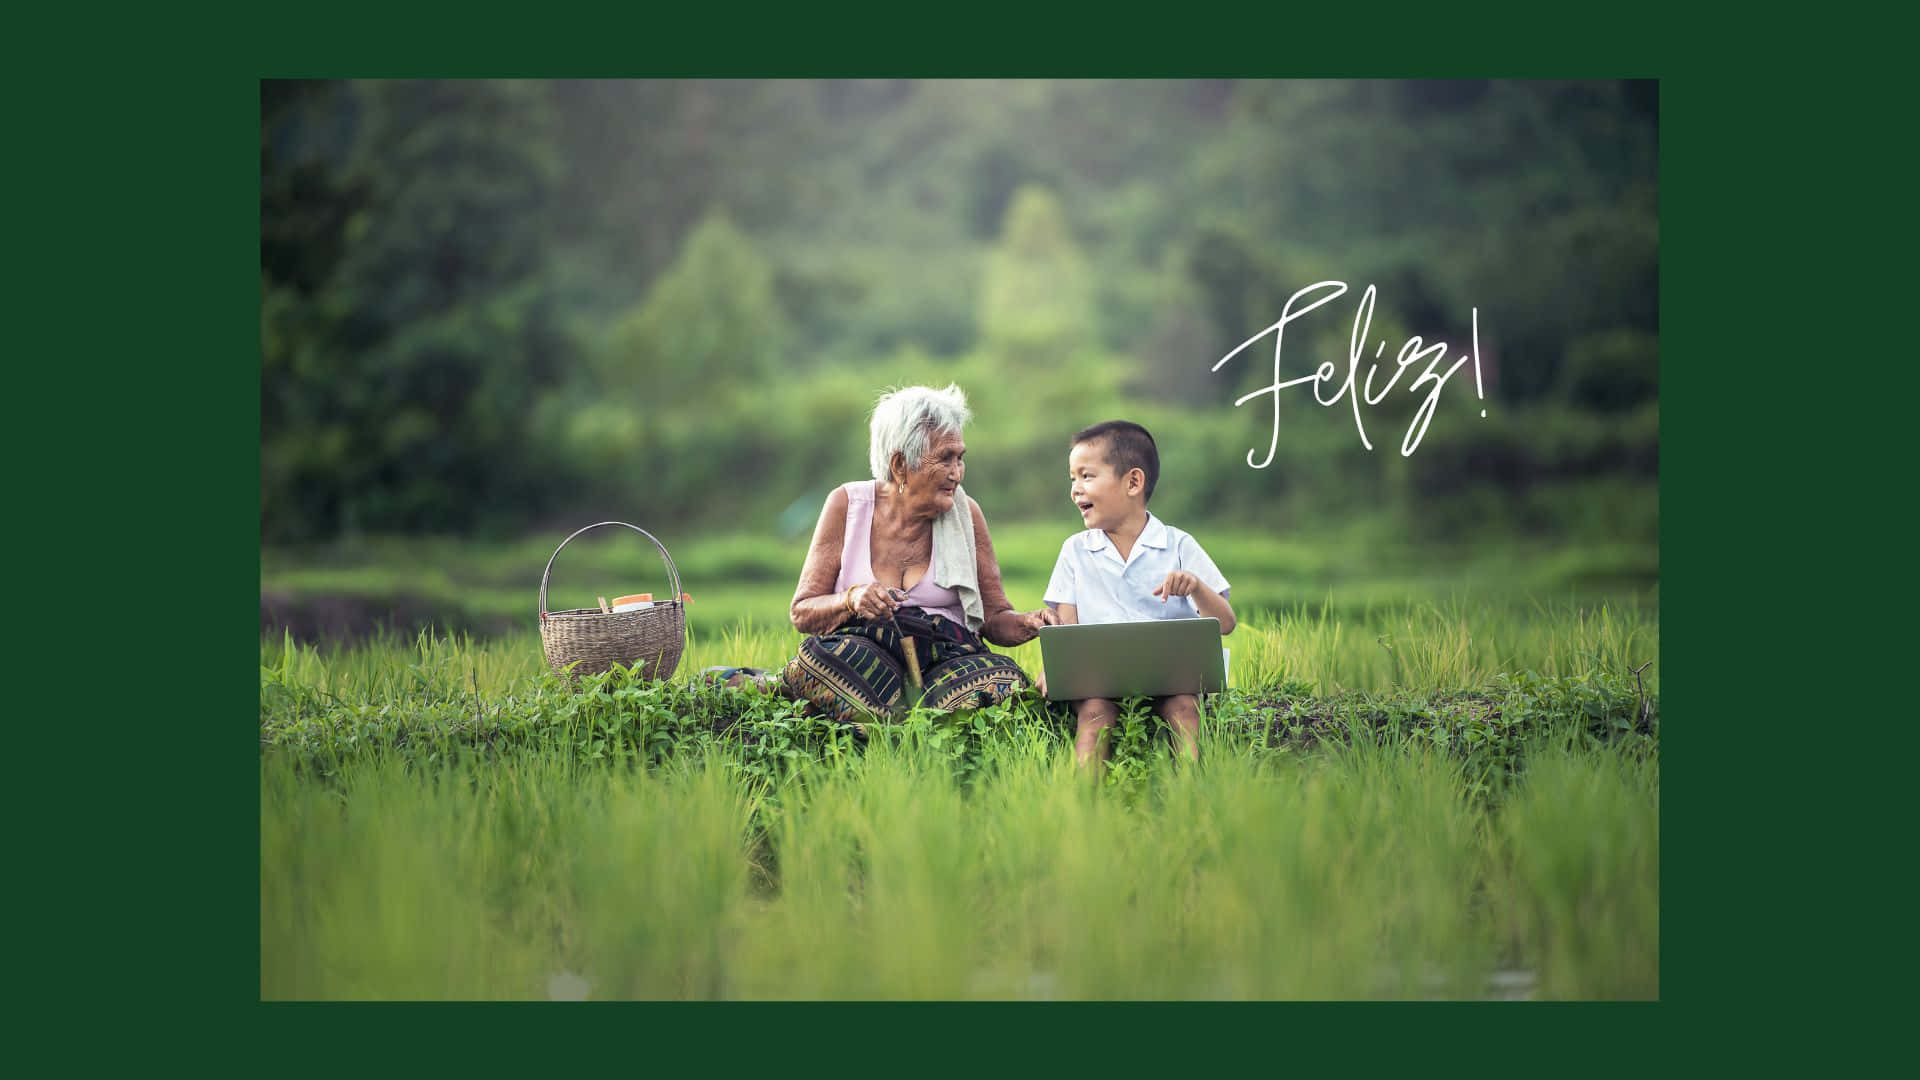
[868, 383, 972, 483]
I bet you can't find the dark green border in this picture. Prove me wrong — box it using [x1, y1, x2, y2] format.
[78, 19, 1781, 1059]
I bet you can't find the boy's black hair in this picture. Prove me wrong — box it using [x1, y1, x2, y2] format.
[1072, 420, 1159, 502]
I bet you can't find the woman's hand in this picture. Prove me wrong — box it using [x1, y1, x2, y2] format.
[1017, 607, 1061, 635]
[989, 605, 1058, 645]
[969, 498, 1062, 647]
[847, 583, 904, 621]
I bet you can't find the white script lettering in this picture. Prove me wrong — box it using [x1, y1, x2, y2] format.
[1211, 281, 1486, 465]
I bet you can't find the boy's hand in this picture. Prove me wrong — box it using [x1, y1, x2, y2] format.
[1152, 571, 1203, 601]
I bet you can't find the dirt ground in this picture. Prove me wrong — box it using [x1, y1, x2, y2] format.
[261, 590, 520, 644]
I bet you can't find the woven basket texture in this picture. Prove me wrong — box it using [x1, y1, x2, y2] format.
[538, 522, 686, 681]
[540, 604, 686, 679]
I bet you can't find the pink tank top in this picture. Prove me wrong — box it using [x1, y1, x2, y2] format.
[834, 480, 965, 624]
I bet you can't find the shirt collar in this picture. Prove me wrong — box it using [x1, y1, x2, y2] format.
[1082, 512, 1169, 553]
[1139, 513, 1171, 550]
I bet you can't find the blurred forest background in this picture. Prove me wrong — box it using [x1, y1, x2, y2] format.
[261, 79, 1656, 636]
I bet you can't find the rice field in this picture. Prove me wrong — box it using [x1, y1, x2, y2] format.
[260, 595, 1658, 1000]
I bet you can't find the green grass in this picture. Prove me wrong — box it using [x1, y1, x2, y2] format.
[260, 596, 1658, 1000]
[261, 593, 1658, 699]
[262, 726, 1656, 1000]
[260, 525, 1658, 643]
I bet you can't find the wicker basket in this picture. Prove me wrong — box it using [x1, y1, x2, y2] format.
[538, 521, 686, 681]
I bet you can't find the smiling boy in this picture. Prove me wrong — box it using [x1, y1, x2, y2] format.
[1044, 420, 1235, 770]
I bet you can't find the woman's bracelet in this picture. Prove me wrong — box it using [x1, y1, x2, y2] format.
[843, 584, 860, 615]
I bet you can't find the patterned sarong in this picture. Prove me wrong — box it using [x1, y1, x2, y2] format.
[780, 607, 1030, 725]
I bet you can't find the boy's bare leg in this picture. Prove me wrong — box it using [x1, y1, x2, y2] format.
[1073, 697, 1119, 777]
[1156, 694, 1201, 763]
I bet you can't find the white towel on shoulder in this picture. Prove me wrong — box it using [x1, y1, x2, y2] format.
[932, 484, 985, 632]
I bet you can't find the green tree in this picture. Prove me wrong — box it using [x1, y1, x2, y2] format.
[593, 213, 787, 399]
[977, 185, 1094, 361]
[548, 213, 791, 517]
[261, 79, 572, 540]
[1560, 329, 1658, 413]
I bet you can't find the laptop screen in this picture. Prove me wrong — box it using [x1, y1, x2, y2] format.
[1038, 618, 1226, 700]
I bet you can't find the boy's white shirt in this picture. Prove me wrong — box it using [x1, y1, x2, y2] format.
[1043, 512, 1231, 625]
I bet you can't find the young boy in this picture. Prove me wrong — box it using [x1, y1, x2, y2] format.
[1043, 420, 1235, 769]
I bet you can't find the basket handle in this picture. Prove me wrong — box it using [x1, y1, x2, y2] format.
[539, 521, 684, 618]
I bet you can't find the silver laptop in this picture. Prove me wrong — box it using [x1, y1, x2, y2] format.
[1039, 618, 1227, 701]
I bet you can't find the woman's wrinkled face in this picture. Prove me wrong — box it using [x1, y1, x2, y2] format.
[897, 428, 966, 516]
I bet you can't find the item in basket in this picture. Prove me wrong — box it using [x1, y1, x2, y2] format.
[611, 593, 654, 612]
[539, 521, 688, 682]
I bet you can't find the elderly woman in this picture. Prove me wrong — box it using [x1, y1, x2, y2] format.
[771, 384, 1056, 724]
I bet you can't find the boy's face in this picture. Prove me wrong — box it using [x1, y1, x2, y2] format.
[1069, 439, 1143, 531]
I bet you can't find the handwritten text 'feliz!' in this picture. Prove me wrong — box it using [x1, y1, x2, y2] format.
[1212, 281, 1486, 464]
